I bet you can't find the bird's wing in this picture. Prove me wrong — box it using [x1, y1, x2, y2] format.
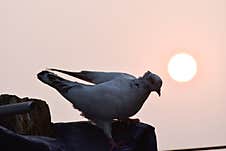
[48, 68, 136, 84]
[37, 70, 87, 94]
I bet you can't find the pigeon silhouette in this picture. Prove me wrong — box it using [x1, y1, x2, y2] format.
[37, 69, 162, 150]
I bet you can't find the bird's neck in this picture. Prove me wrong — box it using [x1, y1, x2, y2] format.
[137, 77, 152, 91]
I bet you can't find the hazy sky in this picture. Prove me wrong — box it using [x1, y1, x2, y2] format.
[0, 0, 226, 150]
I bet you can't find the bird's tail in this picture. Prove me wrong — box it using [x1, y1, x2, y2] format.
[37, 70, 78, 93]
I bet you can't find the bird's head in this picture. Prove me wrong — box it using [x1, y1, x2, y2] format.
[143, 71, 162, 96]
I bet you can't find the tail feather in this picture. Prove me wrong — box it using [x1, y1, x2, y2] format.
[37, 71, 81, 93]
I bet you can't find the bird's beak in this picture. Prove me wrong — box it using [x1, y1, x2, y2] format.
[156, 89, 161, 96]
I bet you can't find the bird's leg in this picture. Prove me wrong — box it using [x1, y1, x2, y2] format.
[95, 120, 118, 151]
[95, 120, 131, 150]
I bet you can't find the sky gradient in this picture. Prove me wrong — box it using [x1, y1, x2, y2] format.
[0, 0, 226, 150]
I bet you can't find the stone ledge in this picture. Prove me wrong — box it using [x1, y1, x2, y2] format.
[0, 94, 53, 136]
[0, 94, 157, 151]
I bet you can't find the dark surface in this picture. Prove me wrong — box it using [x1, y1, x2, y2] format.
[0, 94, 52, 136]
[0, 121, 157, 151]
[0, 101, 34, 116]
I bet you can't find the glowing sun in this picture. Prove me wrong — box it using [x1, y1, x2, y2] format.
[168, 53, 197, 82]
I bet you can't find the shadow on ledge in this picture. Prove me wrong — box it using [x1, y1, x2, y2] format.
[0, 121, 157, 151]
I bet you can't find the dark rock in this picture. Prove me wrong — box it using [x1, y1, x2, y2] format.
[0, 94, 157, 151]
[0, 121, 157, 151]
[0, 94, 53, 137]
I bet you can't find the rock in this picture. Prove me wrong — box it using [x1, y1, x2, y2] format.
[0, 121, 157, 151]
[0, 94, 53, 137]
[0, 94, 158, 151]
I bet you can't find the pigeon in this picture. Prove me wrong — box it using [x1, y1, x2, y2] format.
[37, 69, 162, 150]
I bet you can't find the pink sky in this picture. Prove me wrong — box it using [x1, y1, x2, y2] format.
[0, 0, 226, 150]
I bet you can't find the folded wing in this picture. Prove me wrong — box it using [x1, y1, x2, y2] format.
[48, 68, 136, 84]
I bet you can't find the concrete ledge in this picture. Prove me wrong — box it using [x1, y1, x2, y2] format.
[0, 94, 157, 151]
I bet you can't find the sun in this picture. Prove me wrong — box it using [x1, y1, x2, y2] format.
[168, 53, 197, 82]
